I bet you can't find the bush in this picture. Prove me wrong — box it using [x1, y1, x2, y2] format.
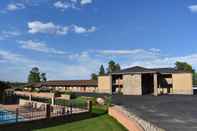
[70, 97, 87, 108]
[104, 95, 112, 106]
[54, 91, 61, 97]
[65, 92, 76, 99]
[55, 99, 68, 105]
[39, 88, 51, 92]
[14, 88, 23, 91]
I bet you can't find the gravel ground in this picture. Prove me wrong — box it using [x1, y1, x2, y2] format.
[112, 95, 197, 131]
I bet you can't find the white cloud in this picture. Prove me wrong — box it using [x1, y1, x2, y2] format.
[188, 5, 197, 12]
[80, 0, 93, 5]
[19, 40, 66, 55]
[53, 1, 80, 11]
[53, 1, 73, 11]
[7, 3, 25, 11]
[28, 21, 96, 35]
[1, 47, 197, 82]
[149, 48, 160, 52]
[1, 30, 21, 37]
[92, 49, 197, 69]
[0, 50, 34, 65]
[53, 0, 94, 11]
[28, 21, 69, 35]
[72, 25, 96, 33]
[0, 30, 21, 40]
[96, 49, 159, 56]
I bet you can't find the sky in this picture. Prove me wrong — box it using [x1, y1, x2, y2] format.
[0, 0, 197, 82]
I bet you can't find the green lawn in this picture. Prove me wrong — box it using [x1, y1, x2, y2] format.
[35, 114, 127, 131]
[34, 105, 126, 131]
[1, 104, 127, 131]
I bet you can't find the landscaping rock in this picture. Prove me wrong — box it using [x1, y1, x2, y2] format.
[96, 97, 105, 105]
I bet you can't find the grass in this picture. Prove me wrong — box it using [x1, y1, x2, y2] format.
[35, 115, 126, 131]
[35, 105, 126, 131]
[0, 101, 126, 131]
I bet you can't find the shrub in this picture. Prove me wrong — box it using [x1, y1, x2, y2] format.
[65, 92, 76, 99]
[39, 88, 51, 92]
[104, 95, 112, 106]
[55, 99, 68, 106]
[54, 91, 61, 97]
[14, 88, 23, 91]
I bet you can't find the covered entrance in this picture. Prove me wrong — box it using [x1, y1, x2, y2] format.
[141, 73, 154, 95]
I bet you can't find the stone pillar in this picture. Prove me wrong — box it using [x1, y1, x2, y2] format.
[154, 74, 158, 96]
[122, 74, 142, 95]
[29, 94, 32, 101]
[51, 95, 55, 106]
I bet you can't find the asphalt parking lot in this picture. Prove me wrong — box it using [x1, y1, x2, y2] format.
[112, 95, 197, 131]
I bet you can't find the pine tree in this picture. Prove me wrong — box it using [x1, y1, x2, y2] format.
[99, 65, 105, 75]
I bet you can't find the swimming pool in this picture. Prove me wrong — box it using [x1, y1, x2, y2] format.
[0, 108, 23, 124]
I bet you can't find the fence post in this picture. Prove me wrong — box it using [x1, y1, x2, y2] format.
[16, 108, 19, 122]
[46, 104, 51, 118]
[70, 104, 72, 115]
[87, 100, 92, 113]
[62, 107, 65, 116]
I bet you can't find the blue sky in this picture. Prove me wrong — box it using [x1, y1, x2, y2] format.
[1, 0, 197, 82]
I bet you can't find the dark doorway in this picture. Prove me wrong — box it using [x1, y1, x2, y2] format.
[142, 74, 154, 95]
[112, 75, 123, 94]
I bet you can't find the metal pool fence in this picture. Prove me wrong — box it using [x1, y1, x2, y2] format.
[0, 101, 91, 125]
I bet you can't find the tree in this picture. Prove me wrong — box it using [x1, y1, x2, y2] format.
[107, 60, 117, 73]
[99, 65, 105, 75]
[91, 73, 98, 80]
[28, 67, 41, 83]
[193, 72, 197, 85]
[0, 81, 11, 102]
[41, 73, 47, 82]
[115, 63, 121, 71]
[0, 81, 11, 92]
[175, 61, 196, 85]
[175, 61, 193, 72]
[107, 60, 121, 73]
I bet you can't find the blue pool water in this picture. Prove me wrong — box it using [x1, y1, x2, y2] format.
[0, 108, 23, 124]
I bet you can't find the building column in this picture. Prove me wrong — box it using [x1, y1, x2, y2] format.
[154, 74, 158, 96]
[29, 94, 32, 101]
[51, 94, 55, 106]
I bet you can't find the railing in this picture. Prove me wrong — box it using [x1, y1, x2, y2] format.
[0, 100, 91, 125]
[193, 85, 197, 89]
[17, 107, 47, 122]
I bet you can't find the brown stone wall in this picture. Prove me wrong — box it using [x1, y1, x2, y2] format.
[172, 73, 193, 95]
[122, 74, 142, 95]
[109, 106, 165, 131]
[98, 75, 112, 93]
[108, 106, 144, 131]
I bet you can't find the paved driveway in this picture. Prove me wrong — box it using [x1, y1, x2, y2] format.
[112, 95, 197, 131]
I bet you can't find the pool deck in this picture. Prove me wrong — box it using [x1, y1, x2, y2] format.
[0, 104, 88, 122]
[0, 104, 18, 112]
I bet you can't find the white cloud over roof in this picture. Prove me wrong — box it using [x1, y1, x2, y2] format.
[19, 40, 66, 55]
[188, 5, 197, 12]
[7, 3, 25, 11]
[28, 21, 96, 35]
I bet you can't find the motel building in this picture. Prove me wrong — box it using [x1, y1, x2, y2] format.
[98, 66, 193, 96]
[27, 80, 98, 93]
[29, 66, 193, 96]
